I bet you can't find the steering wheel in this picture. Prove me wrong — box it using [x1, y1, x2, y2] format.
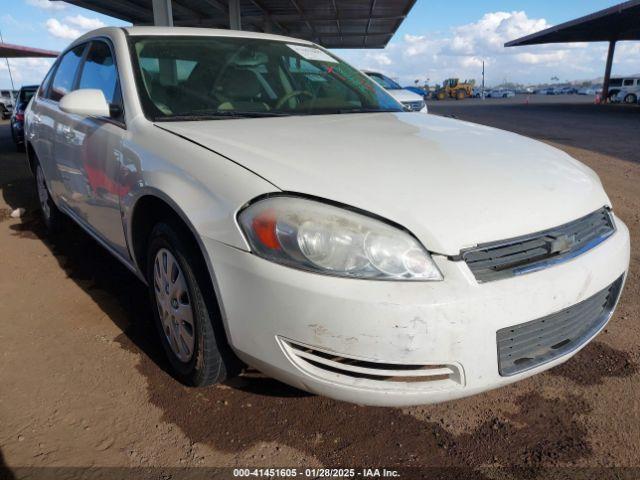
[275, 90, 314, 109]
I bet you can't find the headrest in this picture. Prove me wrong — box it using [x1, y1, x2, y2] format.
[220, 68, 262, 98]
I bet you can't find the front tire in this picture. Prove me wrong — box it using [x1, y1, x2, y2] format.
[147, 221, 237, 386]
[35, 162, 63, 234]
[624, 93, 637, 104]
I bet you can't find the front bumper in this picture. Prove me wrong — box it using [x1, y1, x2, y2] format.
[203, 215, 630, 406]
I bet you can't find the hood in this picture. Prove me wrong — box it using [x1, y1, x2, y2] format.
[386, 89, 424, 103]
[157, 113, 609, 255]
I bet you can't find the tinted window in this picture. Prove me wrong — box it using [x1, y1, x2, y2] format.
[130, 36, 401, 120]
[78, 41, 120, 104]
[50, 45, 86, 101]
[19, 88, 37, 104]
[366, 72, 402, 90]
[623, 79, 633, 86]
[38, 64, 56, 97]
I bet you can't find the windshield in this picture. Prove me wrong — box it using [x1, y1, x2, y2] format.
[129, 36, 402, 121]
[365, 72, 402, 90]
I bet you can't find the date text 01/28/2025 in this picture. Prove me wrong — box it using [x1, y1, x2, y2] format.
[232, 468, 401, 477]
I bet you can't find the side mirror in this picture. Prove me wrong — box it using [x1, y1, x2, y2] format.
[59, 89, 110, 117]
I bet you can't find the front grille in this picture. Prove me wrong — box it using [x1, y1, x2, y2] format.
[280, 338, 464, 388]
[402, 100, 425, 111]
[497, 275, 623, 376]
[461, 207, 615, 283]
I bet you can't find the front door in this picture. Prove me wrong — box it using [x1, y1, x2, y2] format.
[53, 40, 129, 260]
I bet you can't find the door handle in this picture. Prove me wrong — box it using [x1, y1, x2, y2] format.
[59, 124, 75, 141]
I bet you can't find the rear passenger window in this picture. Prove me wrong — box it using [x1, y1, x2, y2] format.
[50, 45, 86, 102]
[78, 41, 120, 104]
[38, 64, 56, 97]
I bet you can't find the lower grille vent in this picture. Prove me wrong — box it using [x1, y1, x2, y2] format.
[497, 275, 623, 376]
[280, 338, 463, 389]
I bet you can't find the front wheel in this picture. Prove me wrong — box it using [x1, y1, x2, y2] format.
[624, 93, 637, 104]
[147, 221, 239, 386]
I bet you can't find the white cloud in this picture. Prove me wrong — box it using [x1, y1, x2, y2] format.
[338, 11, 640, 86]
[0, 57, 54, 87]
[26, 0, 68, 10]
[46, 15, 105, 39]
[65, 14, 105, 30]
[46, 18, 81, 39]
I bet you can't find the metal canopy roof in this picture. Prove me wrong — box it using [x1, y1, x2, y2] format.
[0, 42, 59, 58]
[56, 0, 417, 48]
[505, 0, 640, 46]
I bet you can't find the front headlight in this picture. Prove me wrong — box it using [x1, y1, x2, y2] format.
[238, 196, 443, 281]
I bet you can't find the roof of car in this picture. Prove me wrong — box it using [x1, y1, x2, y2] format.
[77, 26, 315, 47]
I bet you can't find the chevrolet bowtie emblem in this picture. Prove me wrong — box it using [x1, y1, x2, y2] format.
[548, 234, 576, 255]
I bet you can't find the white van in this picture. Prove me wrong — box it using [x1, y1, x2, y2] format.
[612, 77, 640, 104]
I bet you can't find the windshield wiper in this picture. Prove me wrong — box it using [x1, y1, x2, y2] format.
[333, 108, 400, 114]
[155, 110, 292, 121]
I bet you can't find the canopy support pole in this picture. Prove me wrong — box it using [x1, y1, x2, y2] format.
[229, 0, 242, 30]
[152, 0, 173, 26]
[602, 40, 616, 103]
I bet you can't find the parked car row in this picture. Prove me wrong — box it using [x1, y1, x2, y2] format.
[10, 85, 38, 150]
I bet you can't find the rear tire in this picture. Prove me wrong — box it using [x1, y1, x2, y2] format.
[35, 162, 63, 234]
[146, 221, 239, 387]
[624, 93, 637, 104]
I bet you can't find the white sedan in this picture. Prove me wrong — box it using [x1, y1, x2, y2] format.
[362, 70, 428, 112]
[488, 89, 516, 98]
[25, 27, 629, 407]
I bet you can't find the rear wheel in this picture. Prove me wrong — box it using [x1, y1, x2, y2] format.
[147, 221, 238, 386]
[624, 93, 637, 104]
[35, 162, 63, 234]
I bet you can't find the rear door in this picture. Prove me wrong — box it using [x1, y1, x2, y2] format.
[33, 44, 87, 204]
[55, 39, 129, 258]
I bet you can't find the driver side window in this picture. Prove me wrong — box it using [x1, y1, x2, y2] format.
[49, 44, 86, 102]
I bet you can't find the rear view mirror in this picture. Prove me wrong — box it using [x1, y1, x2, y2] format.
[59, 89, 110, 118]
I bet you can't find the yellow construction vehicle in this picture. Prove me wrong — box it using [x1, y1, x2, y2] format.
[436, 78, 475, 100]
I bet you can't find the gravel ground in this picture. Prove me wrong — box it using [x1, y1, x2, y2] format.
[0, 98, 638, 479]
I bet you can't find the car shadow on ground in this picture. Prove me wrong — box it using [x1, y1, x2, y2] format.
[0, 449, 15, 480]
[0, 144, 310, 403]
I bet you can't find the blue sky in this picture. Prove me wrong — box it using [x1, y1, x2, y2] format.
[1, 0, 638, 88]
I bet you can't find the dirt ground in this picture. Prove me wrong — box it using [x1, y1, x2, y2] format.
[1, 97, 639, 479]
